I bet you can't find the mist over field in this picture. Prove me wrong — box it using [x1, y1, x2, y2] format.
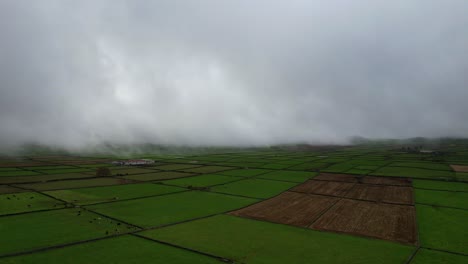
[0, 0, 467, 150]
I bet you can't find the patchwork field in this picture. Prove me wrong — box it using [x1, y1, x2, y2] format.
[1, 144, 467, 263]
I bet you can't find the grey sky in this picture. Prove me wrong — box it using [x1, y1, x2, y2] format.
[0, 0, 467, 149]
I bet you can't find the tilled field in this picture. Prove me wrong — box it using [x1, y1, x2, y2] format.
[231, 173, 418, 245]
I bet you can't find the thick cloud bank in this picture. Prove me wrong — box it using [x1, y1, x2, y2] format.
[0, 0, 467, 148]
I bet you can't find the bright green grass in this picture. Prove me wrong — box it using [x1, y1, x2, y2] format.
[78, 164, 113, 168]
[371, 167, 455, 179]
[0, 168, 22, 172]
[0, 208, 139, 256]
[260, 163, 293, 169]
[86, 191, 257, 228]
[287, 162, 330, 171]
[389, 162, 452, 171]
[417, 205, 468, 254]
[413, 179, 468, 192]
[410, 248, 467, 264]
[119, 171, 194, 181]
[15, 177, 130, 191]
[347, 160, 389, 166]
[0, 171, 42, 177]
[37, 168, 92, 175]
[0, 173, 95, 184]
[353, 165, 381, 170]
[153, 164, 202, 171]
[210, 178, 297, 199]
[45, 183, 185, 205]
[456, 172, 468, 181]
[219, 169, 271, 177]
[415, 189, 468, 209]
[0, 235, 220, 264]
[141, 214, 414, 264]
[322, 163, 355, 173]
[181, 166, 234, 174]
[109, 168, 158, 176]
[25, 166, 76, 170]
[0, 192, 65, 215]
[256, 170, 317, 183]
[161, 174, 239, 188]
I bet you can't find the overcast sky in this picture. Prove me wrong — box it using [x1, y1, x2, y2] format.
[0, 0, 467, 149]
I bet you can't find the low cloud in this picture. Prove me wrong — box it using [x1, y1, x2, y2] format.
[0, 0, 467, 150]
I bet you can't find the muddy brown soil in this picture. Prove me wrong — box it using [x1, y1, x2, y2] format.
[345, 184, 414, 205]
[361, 176, 412, 186]
[313, 173, 359, 183]
[230, 192, 337, 227]
[291, 180, 355, 196]
[450, 165, 468, 172]
[311, 199, 417, 245]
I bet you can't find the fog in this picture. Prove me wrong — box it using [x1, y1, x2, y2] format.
[1, 0, 467, 150]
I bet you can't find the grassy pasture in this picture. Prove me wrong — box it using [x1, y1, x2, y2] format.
[180, 165, 234, 174]
[153, 164, 202, 171]
[0, 171, 42, 177]
[371, 167, 455, 180]
[413, 179, 468, 192]
[118, 171, 194, 181]
[0, 235, 220, 264]
[411, 248, 467, 264]
[415, 189, 468, 209]
[388, 162, 452, 171]
[14, 177, 133, 191]
[45, 183, 185, 205]
[210, 178, 297, 199]
[219, 169, 272, 177]
[36, 168, 93, 175]
[0, 192, 65, 215]
[142, 214, 414, 264]
[416, 205, 468, 255]
[0, 208, 139, 256]
[260, 163, 292, 169]
[161, 174, 240, 188]
[0, 173, 95, 184]
[256, 170, 317, 183]
[86, 191, 257, 228]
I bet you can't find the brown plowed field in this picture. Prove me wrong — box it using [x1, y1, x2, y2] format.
[361, 176, 412, 186]
[313, 173, 358, 183]
[230, 192, 337, 227]
[345, 184, 414, 205]
[311, 199, 417, 245]
[451, 165, 468, 172]
[291, 180, 355, 196]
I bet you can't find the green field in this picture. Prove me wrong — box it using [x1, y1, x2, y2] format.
[86, 191, 258, 228]
[415, 189, 468, 209]
[0, 192, 65, 215]
[256, 170, 317, 182]
[0, 235, 220, 264]
[417, 205, 468, 255]
[0, 208, 139, 256]
[411, 248, 467, 264]
[141, 214, 414, 264]
[160, 174, 240, 188]
[1, 143, 467, 262]
[210, 178, 297, 198]
[45, 183, 185, 205]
